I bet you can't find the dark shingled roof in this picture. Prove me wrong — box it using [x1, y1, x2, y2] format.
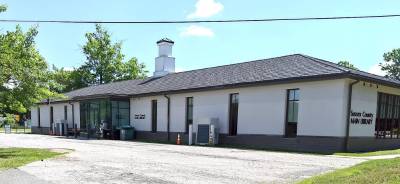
[156, 38, 174, 44]
[53, 54, 400, 102]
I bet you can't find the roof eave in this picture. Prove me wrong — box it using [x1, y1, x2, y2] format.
[347, 72, 400, 89]
[129, 73, 349, 98]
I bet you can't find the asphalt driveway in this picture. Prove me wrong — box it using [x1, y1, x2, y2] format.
[0, 134, 365, 184]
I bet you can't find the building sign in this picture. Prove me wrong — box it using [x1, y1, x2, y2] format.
[350, 111, 374, 125]
[134, 114, 145, 119]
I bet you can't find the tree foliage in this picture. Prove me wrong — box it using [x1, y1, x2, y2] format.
[0, 26, 60, 114]
[380, 49, 400, 80]
[0, 4, 6, 13]
[338, 60, 358, 70]
[80, 24, 147, 86]
[50, 66, 95, 93]
[120, 57, 147, 80]
[49, 24, 148, 93]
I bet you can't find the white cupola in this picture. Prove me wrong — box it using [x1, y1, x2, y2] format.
[153, 38, 175, 77]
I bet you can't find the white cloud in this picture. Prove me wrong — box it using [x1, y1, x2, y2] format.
[187, 0, 224, 19]
[368, 63, 386, 76]
[180, 25, 215, 37]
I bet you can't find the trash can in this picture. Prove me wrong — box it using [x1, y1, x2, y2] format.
[120, 126, 135, 140]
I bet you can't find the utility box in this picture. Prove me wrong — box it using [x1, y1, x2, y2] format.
[55, 120, 67, 136]
[196, 118, 219, 145]
[120, 126, 135, 140]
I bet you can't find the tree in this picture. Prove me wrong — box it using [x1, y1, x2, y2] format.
[49, 65, 74, 93]
[338, 61, 358, 70]
[0, 26, 61, 114]
[380, 49, 400, 80]
[120, 57, 147, 80]
[0, 4, 6, 13]
[80, 24, 147, 86]
[49, 65, 97, 93]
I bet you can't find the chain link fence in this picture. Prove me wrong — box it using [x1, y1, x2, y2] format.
[0, 118, 32, 134]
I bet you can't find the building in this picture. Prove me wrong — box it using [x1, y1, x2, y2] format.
[31, 38, 400, 153]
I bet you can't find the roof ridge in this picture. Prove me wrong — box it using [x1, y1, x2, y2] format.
[166, 54, 301, 77]
[297, 54, 350, 73]
[64, 78, 147, 95]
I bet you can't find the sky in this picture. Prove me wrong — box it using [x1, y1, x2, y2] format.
[1, 0, 400, 76]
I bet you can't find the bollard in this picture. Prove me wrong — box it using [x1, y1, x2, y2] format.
[188, 124, 193, 145]
[176, 133, 181, 145]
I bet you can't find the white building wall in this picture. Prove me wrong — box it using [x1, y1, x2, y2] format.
[350, 80, 400, 137]
[30, 79, 400, 138]
[238, 86, 285, 135]
[30, 106, 39, 127]
[73, 102, 81, 129]
[297, 80, 348, 137]
[130, 79, 349, 137]
[30, 102, 80, 128]
[52, 103, 66, 125]
[130, 96, 168, 132]
[38, 105, 50, 127]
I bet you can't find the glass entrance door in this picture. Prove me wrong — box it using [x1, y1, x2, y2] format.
[80, 99, 130, 139]
[89, 103, 100, 136]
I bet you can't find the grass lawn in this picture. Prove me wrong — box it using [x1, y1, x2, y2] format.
[0, 128, 31, 134]
[0, 148, 63, 170]
[335, 149, 400, 157]
[298, 158, 400, 184]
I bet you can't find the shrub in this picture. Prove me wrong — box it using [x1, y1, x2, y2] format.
[4, 114, 16, 126]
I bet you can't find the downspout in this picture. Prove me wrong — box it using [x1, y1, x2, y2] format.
[47, 98, 51, 135]
[69, 101, 76, 137]
[164, 94, 171, 141]
[344, 79, 360, 152]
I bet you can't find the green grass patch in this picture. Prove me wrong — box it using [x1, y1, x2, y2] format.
[298, 158, 400, 184]
[335, 149, 400, 157]
[0, 127, 31, 134]
[0, 148, 64, 170]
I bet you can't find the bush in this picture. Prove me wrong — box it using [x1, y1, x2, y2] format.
[4, 114, 16, 126]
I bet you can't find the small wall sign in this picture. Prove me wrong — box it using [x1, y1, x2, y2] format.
[350, 111, 373, 125]
[134, 114, 145, 119]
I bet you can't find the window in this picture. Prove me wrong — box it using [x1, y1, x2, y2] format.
[229, 93, 239, 136]
[185, 97, 193, 133]
[79, 99, 129, 138]
[112, 101, 130, 128]
[38, 107, 41, 128]
[376, 93, 400, 139]
[151, 100, 157, 133]
[64, 106, 68, 120]
[50, 106, 54, 128]
[285, 89, 299, 137]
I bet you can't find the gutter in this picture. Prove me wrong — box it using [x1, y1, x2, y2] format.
[68, 101, 76, 138]
[344, 79, 360, 152]
[163, 94, 171, 141]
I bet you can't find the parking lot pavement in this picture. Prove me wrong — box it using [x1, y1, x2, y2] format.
[0, 134, 366, 184]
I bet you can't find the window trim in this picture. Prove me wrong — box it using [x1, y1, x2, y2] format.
[285, 88, 299, 138]
[228, 93, 239, 136]
[64, 105, 68, 120]
[50, 106, 54, 127]
[38, 107, 41, 128]
[151, 100, 157, 133]
[376, 92, 400, 139]
[185, 97, 193, 134]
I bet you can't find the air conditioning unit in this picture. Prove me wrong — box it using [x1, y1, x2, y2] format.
[196, 118, 219, 145]
[55, 120, 67, 136]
